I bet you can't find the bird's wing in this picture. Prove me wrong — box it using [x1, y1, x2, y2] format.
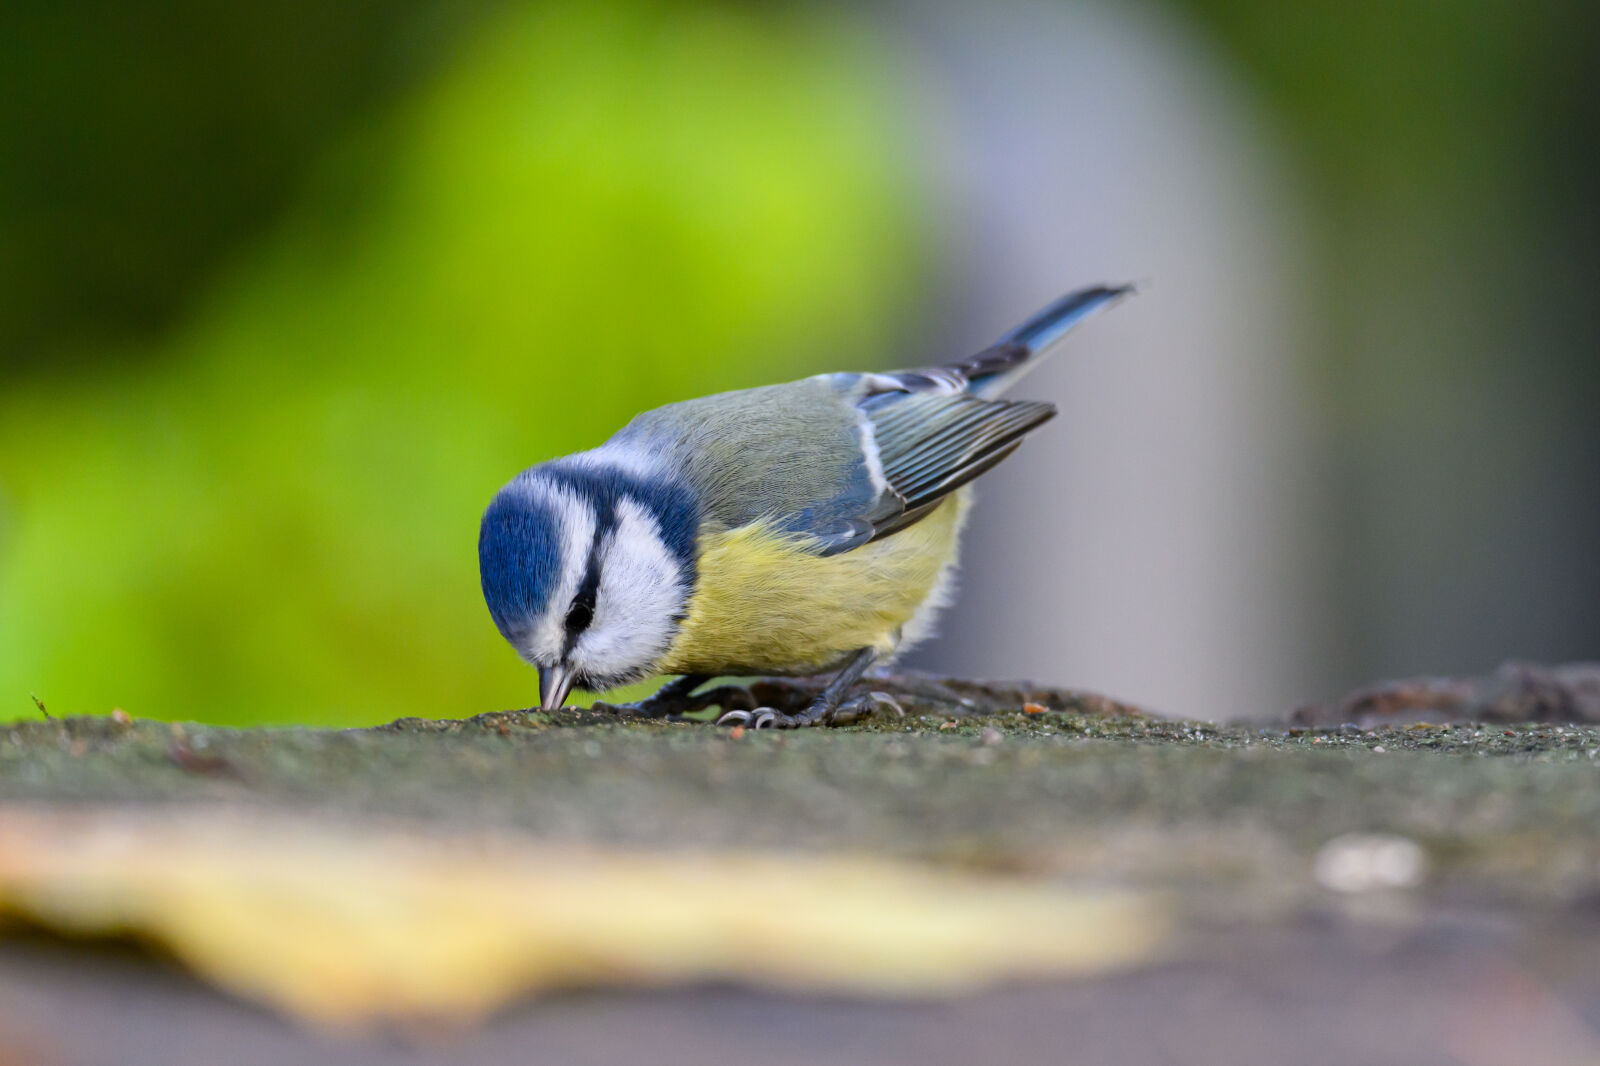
[797, 283, 1129, 551]
[615, 375, 1052, 558]
[833, 380, 1056, 550]
[615, 284, 1128, 557]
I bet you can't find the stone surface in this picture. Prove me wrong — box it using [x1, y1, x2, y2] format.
[3, 670, 1600, 1063]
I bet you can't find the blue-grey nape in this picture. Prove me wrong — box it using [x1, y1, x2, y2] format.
[536, 463, 700, 580]
[478, 481, 562, 643]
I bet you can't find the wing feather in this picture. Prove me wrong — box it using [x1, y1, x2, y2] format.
[842, 390, 1056, 549]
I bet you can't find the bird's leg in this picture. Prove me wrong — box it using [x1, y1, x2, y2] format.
[615, 674, 710, 719]
[717, 648, 884, 730]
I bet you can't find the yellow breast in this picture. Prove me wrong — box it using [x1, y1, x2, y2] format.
[658, 493, 969, 677]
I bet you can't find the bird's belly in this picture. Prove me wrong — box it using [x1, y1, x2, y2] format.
[658, 492, 969, 677]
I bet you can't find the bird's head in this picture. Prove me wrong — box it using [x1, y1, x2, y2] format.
[478, 462, 698, 708]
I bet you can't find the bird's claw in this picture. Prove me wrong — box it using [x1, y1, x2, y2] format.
[714, 691, 905, 730]
[865, 691, 906, 718]
[715, 706, 795, 729]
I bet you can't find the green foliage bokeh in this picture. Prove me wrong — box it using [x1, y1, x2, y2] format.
[0, 2, 924, 725]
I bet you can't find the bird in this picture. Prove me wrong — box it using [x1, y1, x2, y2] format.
[479, 283, 1133, 728]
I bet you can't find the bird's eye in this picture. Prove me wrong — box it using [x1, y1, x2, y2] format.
[564, 562, 600, 638]
[564, 595, 593, 634]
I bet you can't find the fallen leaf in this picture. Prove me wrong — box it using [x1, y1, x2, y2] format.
[0, 806, 1170, 1029]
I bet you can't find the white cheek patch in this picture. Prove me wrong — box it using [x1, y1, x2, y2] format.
[572, 496, 686, 684]
[514, 478, 596, 666]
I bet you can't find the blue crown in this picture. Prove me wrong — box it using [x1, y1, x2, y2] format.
[479, 480, 562, 643]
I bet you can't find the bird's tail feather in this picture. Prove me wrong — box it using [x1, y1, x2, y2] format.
[952, 283, 1135, 397]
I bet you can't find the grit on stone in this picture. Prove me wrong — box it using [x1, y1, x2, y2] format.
[2, 672, 1598, 1065]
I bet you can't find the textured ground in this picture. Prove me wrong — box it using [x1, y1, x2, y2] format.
[3, 671, 1599, 1065]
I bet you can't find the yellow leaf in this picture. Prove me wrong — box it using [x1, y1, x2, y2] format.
[0, 806, 1170, 1028]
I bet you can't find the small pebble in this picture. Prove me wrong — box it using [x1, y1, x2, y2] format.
[978, 727, 1003, 746]
[1314, 833, 1427, 892]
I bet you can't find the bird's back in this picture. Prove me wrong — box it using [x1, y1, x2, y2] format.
[609, 375, 880, 540]
[577, 284, 1134, 675]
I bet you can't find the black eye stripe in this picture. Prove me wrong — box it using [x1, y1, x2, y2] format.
[553, 474, 695, 659]
[563, 490, 656, 645]
[561, 524, 607, 654]
[537, 464, 697, 577]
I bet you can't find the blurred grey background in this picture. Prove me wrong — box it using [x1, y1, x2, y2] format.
[900, 0, 1600, 719]
[893, 0, 1320, 720]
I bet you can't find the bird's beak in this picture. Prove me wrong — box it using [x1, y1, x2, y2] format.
[539, 664, 576, 711]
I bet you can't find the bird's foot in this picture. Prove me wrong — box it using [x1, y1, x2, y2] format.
[715, 691, 904, 730]
[596, 696, 700, 720]
[593, 701, 666, 720]
[592, 675, 713, 720]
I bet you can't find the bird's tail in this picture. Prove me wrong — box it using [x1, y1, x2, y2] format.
[947, 283, 1135, 397]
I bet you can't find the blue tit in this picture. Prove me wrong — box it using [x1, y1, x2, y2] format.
[479, 283, 1133, 727]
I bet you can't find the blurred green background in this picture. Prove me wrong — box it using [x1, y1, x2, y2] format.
[0, 2, 925, 724]
[2, 0, 1597, 724]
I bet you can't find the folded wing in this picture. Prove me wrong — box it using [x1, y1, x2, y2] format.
[841, 389, 1056, 548]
